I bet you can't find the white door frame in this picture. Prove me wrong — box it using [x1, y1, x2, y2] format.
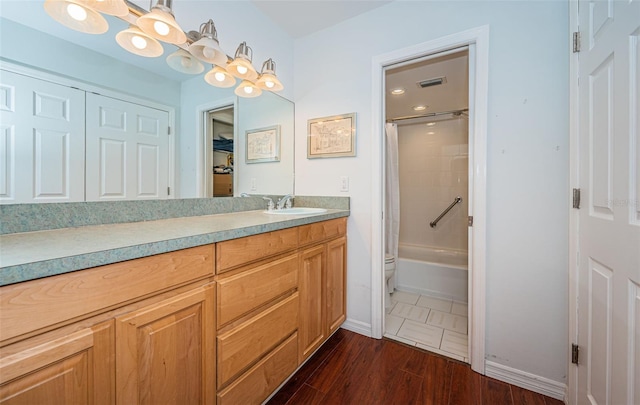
[195, 97, 237, 197]
[568, 0, 579, 402]
[370, 25, 489, 374]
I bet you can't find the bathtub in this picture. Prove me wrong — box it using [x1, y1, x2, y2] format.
[395, 244, 468, 302]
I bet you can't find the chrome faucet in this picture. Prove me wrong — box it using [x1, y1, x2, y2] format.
[276, 194, 294, 210]
[262, 196, 274, 211]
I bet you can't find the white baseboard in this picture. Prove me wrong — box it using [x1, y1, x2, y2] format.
[485, 361, 567, 402]
[340, 318, 372, 337]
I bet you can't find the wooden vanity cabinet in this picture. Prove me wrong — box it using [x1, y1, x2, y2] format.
[0, 245, 215, 405]
[298, 218, 347, 362]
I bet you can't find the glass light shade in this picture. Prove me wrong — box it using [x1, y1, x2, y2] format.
[166, 49, 204, 74]
[234, 80, 262, 98]
[44, 0, 108, 34]
[227, 58, 257, 81]
[91, 0, 128, 16]
[256, 72, 283, 92]
[204, 66, 236, 88]
[137, 8, 186, 45]
[189, 37, 227, 65]
[116, 26, 163, 57]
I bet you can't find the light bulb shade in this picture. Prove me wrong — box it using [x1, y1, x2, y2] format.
[256, 59, 283, 91]
[256, 73, 283, 92]
[189, 37, 227, 65]
[44, 0, 108, 34]
[204, 66, 236, 88]
[227, 42, 258, 81]
[91, 0, 128, 16]
[137, 6, 186, 45]
[234, 80, 262, 98]
[116, 26, 163, 57]
[166, 49, 204, 74]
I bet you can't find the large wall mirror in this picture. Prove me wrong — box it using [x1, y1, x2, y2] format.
[0, 1, 294, 203]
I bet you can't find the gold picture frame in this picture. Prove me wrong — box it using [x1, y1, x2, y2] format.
[307, 113, 356, 158]
[246, 125, 280, 163]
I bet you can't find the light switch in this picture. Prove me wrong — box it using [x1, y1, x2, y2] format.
[340, 176, 349, 192]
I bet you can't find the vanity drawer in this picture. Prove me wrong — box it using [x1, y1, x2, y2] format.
[217, 333, 298, 405]
[217, 292, 298, 388]
[217, 254, 298, 328]
[216, 227, 298, 273]
[298, 218, 347, 246]
[0, 245, 214, 343]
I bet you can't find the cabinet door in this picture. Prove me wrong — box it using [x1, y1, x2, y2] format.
[326, 236, 347, 335]
[115, 285, 215, 405]
[0, 321, 114, 405]
[298, 245, 325, 362]
[0, 69, 85, 203]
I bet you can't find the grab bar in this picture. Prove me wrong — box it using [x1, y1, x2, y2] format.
[430, 196, 462, 228]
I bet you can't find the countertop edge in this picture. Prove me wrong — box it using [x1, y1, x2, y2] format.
[0, 210, 349, 286]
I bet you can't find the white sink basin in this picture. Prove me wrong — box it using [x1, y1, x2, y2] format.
[263, 207, 328, 215]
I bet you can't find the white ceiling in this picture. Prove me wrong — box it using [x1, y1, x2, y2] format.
[250, 0, 392, 38]
[385, 50, 469, 121]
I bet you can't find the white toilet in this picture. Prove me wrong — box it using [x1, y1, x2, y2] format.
[385, 254, 396, 309]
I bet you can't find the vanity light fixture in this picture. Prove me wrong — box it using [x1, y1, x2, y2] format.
[255, 59, 283, 92]
[234, 80, 262, 98]
[413, 105, 427, 111]
[390, 88, 405, 95]
[166, 49, 204, 74]
[426, 122, 436, 126]
[116, 26, 163, 58]
[43, 0, 108, 34]
[204, 65, 236, 88]
[136, 0, 186, 45]
[227, 42, 258, 81]
[189, 20, 227, 66]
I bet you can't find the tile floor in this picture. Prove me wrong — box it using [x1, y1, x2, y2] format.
[384, 289, 469, 362]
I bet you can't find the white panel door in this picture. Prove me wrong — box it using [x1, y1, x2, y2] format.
[85, 93, 169, 201]
[0, 69, 85, 203]
[577, 0, 640, 404]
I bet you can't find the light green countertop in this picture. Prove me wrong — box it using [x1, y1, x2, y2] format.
[0, 209, 349, 286]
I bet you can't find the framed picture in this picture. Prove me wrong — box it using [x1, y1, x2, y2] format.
[246, 125, 280, 163]
[307, 113, 356, 158]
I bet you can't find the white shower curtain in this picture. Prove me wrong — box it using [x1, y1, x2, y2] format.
[385, 123, 400, 291]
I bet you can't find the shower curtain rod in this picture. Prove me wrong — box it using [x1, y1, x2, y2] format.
[386, 108, 469, 123]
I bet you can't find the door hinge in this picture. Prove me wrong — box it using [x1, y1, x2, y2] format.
[167, 187, 171, 196]
[573, 32, 581, 53]
[571, 343, 580, 364]
[168, 126, 171, 135]
[468, 216, 474, 227]
[573, 188, 581, 209]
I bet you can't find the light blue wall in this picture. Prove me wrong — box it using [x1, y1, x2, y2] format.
[0, 18, 181, 108]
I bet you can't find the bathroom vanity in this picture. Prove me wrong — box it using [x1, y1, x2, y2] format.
[0, 204, 348, 405]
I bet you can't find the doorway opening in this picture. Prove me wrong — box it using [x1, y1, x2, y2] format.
[205, 106, 234, 198]
[371, 26, 489, 373]
[383, 48, 470, 362]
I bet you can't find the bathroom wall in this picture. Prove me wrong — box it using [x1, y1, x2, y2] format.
[397, 118, 469, 252]
[293, 0, 569, 386]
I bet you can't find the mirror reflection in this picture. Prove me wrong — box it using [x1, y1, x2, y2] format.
[0, 1, 294, 204]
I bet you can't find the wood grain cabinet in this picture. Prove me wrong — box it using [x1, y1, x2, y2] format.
[0, 218, 347, 405]
[0, 245, 214, 405]
[298, 218, 347, 362]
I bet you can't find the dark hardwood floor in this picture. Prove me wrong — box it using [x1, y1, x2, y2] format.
[268, 329, 565, 405]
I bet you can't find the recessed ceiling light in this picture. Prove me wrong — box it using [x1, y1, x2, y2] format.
[427, 131, 436, 135]
[426, 122, 436, 127]
[413, 105, 427, 111]
[390, 88, 405, 95]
